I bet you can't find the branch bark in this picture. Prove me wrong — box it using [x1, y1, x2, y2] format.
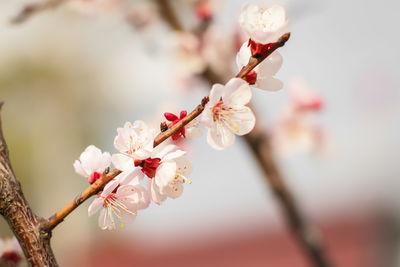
[0, 103, 58, 266]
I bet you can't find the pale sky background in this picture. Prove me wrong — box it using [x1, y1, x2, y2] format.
[0, 0, 400, 264]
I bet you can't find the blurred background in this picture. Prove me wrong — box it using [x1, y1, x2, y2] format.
[0, 0, 400, 266]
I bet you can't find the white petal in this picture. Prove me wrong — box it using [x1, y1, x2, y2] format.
[88, 197, 103, 217]
[208, 83, 225, 106]
[98, 209, 113, 230]
[255, 77, 283, 91]
[73, 160, 88, 177]
[96, 152, 111, 173]
[160, 183, 184, 199]
[162, 149, 186, 161]
[223, 78, 252, 106]
[155, 161, 177, 187]
[235, 41, 252, 70]
[116, 168, 143, 185]
[222, 106, 256, 135]
[154, 144, 178, 159]
[101, 179, 119, 197]
[201, 105, 214, 128]
[185, 125, 203, 139]
[206, 123, 235, 150]
[111, 153, 133, 172]
[80, 146, 103, 174]
[257, 51, 283, 76]
[148, 179, 166, 205]
[131, 149, 153, 160]
[176, 157, 193, 177]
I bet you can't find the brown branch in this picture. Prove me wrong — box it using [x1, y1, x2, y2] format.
[157, 1, 332, 267]
[0, 103, 58, 266]
[236, 33, 291, 79]
[11, 0, 65, 24]
[155, 0, 184, 32]
[45, 96, 209, 230]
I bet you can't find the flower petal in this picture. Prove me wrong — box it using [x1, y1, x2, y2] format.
[73, 160, 88, 177]
[222, 106, 256, 135]
[223, 78, 252, 106]
[206, 123, 235, 150]
[112, 153, 133, 172]
[88, 197, 103, 217]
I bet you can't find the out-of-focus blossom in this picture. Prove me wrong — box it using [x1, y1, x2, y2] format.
[271, 78, 324, 155]
[239, 4, 289, 45]
[0, 237, 22, 266]
[73, 145, 111, 184]
[88, 179, 149, 230]
[164, 110, 203, 140]
[236, 41, 283, 91]
[171, 32, 206, 77]
[195, 0, 213, 21]
[201, 27, 237, 81]
[202, 78, 255, 150]
[126, 2, 158, 30]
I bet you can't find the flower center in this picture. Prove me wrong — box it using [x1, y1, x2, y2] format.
[134, 157, 161, 178]
[211, 99, 224, 122]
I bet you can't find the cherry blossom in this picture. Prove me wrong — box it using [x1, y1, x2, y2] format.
[0, 237, 22, 265]
[164, 110, 203, 140]
[239, 4, 289, 45]
[202, 78, 256, 150]
[88, 179, 149, 230]
[73, 145, 111, 184]
[112, 120, 156, 184]
[236, 40, 283, 91]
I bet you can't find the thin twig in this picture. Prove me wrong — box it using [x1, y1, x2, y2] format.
[46, 96, 209, 230]
[11, 0, 65, 24]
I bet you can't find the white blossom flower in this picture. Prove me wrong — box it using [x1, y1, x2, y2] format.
[202, 78, 256, 150]
[0, 237, 22, 265]
[147, 145, 193, 205]
[88, 179, 149, 230]
[239, 4, 289, 44]
[271, 78, 324, 155]
[236, 41, 283, 91]
[114, 121, 155, 160]
[113, 143, 193, 205]
[73, 145, 111, 184]
[112, 121, 157, 184]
